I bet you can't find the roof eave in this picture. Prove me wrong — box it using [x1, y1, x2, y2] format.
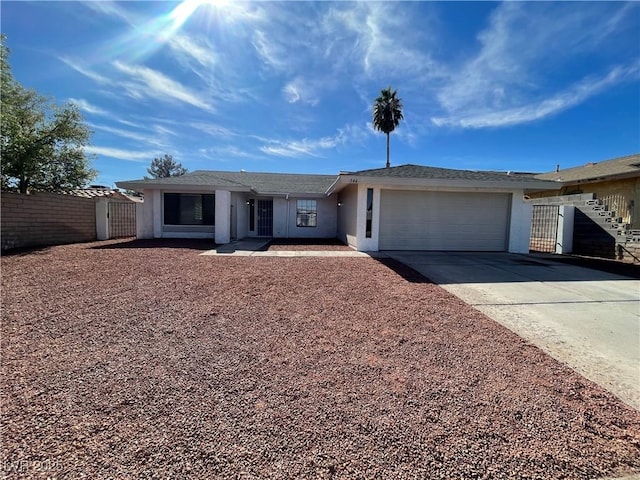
[115, 181, 251, 192]
[537, 170, 640, 184]
[337, 175, 560, 191]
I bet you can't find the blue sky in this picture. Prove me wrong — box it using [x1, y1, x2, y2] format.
[2, 1, 639, 188]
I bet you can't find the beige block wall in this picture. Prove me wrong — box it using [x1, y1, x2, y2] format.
[1, 192, 96, 251]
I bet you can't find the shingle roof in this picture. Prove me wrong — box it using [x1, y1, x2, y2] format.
[117, 171, 337, 195]
[348, 164, 549, 184]
[535, 153, 640, 182]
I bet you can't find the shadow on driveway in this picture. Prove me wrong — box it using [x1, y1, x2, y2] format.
[373, 257, 433, 284]
[383, 251, 638, 284]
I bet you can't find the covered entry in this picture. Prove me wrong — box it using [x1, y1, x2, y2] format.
[378, 190, 511, 251]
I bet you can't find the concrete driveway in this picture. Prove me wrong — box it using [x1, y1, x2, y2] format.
[384, 251, 640, 410]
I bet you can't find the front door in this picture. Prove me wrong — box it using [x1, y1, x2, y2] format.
[257, 199, 273, 237]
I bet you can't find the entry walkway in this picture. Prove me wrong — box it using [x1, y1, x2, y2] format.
[385, 251, 640, 411]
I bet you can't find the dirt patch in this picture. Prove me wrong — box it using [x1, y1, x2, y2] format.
[2, 239, 639, 479]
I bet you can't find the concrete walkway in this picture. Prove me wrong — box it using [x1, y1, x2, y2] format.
[201, 239, 370, 257]
[385, 251, 640, 411]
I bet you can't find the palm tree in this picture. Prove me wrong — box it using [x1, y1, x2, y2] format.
[372, 86, 403, 168]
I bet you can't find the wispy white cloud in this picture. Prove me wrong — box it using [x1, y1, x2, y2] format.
[85, 146, 159, 162]
[432, 2, 639, 129]
[432, 64, 640, 128]
[168, 34, 216, 69]
[322, 3, 443, 81]
[89, 122, 172, 148]
[79, 0, 133, 24]
[252, 30, 289, 71]
[59, 57, 109, 85]
[199, 145, 258, 160]
[260, 123, 371, 158]
[260, 136, 339, 158]
[260, 143, 315, 158]
[153, 125, 178, 137]
[117, 119, 145, 129]
[282, 77, 319, 106]
[112, 61, 213, 112]
[69, 98, 109, 116]
[190, 122, 238, 138]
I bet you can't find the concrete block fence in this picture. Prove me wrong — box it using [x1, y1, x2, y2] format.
[1, 192, 96, 251]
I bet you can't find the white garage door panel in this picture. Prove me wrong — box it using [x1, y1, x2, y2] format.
[379, 191, 510, 251]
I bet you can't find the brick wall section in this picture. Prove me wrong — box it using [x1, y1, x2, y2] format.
[1, 192, 96, 251]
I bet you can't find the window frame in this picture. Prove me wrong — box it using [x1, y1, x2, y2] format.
[365, 188, 373, 238]
[163, 193, 215, 226]
[296, 199, 318, 228]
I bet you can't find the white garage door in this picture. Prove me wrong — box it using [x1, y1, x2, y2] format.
[379, 190, 511, 251]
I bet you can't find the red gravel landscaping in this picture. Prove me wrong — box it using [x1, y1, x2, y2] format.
[2, 239, 640, 479]
[266, 238, 353, 251]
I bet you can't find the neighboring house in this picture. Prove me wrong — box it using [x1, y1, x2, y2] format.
[526, 153, 640, 261]
[530, 153, 640, 228]
[116, 165, 558, 253]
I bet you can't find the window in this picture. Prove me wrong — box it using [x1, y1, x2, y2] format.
[164, 193, 215, 225]
[365, 188, 373, 238]
[296, 199, 317, 227]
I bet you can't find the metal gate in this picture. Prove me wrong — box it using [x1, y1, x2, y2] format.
[257, 199, 273, 237]
[529, 205, 559, 253]
[108, 202, 136, 238]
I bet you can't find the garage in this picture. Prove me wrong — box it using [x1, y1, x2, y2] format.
[379, 190, 511, 251]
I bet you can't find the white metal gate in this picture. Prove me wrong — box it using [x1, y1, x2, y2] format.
[108, 202, 136, 238]
[529, 205, 559, 253]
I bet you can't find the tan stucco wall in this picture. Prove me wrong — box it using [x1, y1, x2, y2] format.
[529, 177, 639, 227]
[337, 184, 358, 248]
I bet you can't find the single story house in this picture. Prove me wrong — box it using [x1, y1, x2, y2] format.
[116, 164, 558, 253]
[529, 153, 640, 228]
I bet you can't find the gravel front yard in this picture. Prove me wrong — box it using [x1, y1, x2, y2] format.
[2, 239, 639, 479]
[266, 239, 353, 251]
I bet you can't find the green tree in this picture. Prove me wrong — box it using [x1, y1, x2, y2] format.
[1, 35, 96, 193]
[146, 154, 187, 178]
[372, 86, 404, 169]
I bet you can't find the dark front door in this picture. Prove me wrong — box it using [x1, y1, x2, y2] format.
[257, 199, 273, 237]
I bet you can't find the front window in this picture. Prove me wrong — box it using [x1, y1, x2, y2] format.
[365, 188, 373, 238]
[164, 193, 215, 225]
[296, 199, 317, 227]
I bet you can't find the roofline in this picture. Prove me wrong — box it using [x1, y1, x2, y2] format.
[536, 170, 640, 184]
[116, 181, 333, 196]
[115, 181, 251, 193]
[325, 176, 343, 195]
[328, 174, 560, 193]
